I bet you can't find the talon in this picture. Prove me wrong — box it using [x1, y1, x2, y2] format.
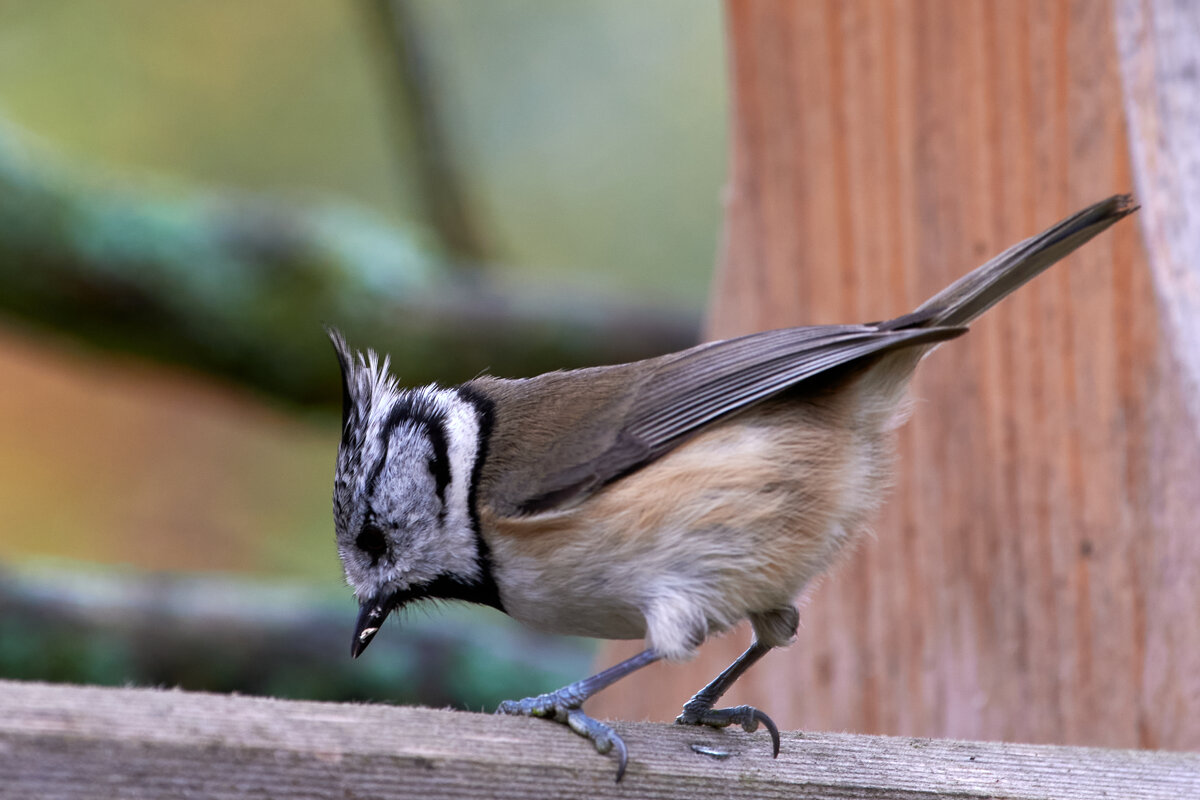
[676, 703, 781, 758]
[754, 709, 781, 757]
[613, 735, 629, 782]
[497, 693, 630, 780]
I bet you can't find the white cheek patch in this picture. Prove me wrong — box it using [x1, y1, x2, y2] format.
[435, 389, 483, 581]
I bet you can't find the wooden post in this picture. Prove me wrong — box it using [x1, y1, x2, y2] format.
[593, 0, 1200, 751]
[1, 680, 1196, 798]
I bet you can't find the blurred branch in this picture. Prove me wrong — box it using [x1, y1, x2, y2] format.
[0, 123, 697, 404]
[361, 0, 491, 267]
[0, 565, 591, 707]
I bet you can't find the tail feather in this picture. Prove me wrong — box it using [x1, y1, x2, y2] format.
[891, 194, 1137, 329]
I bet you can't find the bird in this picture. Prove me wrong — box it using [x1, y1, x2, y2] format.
[328, 194, 1136, 781]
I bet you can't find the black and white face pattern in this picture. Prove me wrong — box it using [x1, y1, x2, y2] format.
[329, 330, 496, 615]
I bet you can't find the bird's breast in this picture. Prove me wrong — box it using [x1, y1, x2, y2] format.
[479, 396, 896, 651]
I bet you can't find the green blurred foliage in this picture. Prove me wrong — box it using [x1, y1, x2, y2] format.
[410, 0, 727, 302]
[0, 0, 725, 576]
[0, 0, 413, 219]
[0, 0, 726, 305]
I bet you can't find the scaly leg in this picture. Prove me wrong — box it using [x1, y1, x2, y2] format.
[674, 640, 781, 756]
[497, 648, 660, 781]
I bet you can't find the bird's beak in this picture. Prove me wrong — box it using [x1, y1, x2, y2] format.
[351, 595, 393, 658]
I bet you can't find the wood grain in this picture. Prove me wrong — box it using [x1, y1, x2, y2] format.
[1, 680, 1196, 799]
[593, 0, 1200, 752]
[1115, 0, 1200, 434]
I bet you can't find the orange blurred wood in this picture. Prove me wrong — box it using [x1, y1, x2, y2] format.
[593, 0, 1200, 751]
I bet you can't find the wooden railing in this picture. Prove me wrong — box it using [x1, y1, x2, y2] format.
[2, 680, 1196, 799]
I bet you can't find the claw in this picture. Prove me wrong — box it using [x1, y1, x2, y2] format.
[492, 649, 660, 782]
[612, 733, 629, 782]
[498, 694, 630, 782]
[676, 703, 781, 758]
[755, 709, 781, 757]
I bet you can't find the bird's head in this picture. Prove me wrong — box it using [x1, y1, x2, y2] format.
[327, 328, 497, 657]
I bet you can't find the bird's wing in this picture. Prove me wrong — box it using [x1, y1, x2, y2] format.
[468, 323, 963, 517]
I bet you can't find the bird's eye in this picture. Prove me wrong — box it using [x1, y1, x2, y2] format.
[356, 523, 387, 564]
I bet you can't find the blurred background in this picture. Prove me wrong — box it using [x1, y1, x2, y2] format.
[0, 0, 727, 708]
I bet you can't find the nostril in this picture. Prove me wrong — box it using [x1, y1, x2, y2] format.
[356, 523, 387, 564]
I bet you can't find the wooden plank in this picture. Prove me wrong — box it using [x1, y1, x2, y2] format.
[0, 680, 1196, 799]
[1115, 0, 1200, 432]
[593, 0, 1200, 753]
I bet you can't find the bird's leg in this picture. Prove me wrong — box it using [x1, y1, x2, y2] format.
[674, 639, 781, 757]
[496, 648, 660, 781]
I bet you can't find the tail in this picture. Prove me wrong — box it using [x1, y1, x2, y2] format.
[885, 194, 1137, 330]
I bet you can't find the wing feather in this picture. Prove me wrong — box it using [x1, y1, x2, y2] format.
[625, 325, 960, 451]
[470, 323, 963, 516]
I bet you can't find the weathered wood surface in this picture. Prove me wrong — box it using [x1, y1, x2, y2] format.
[595, 0, 1200, 752]
[0, 680, 1196, 800]
[1115, 0, 1200, 433]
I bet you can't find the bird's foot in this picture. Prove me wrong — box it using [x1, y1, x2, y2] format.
[497, 692, 630, 781]
[675, 702, 781, 757]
